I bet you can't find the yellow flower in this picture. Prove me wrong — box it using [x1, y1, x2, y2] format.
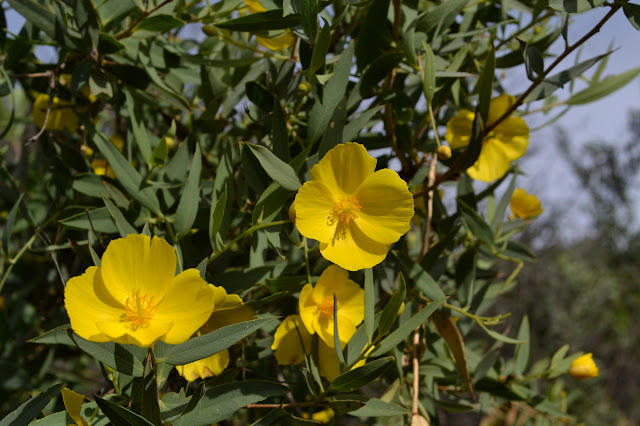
[311, 407, 335, 423]
[32, 93, 80, 132]
[176, 285, 256, 381]
[569, 353, 599, 379]
[272, 314, 312, 365]
[294, 143, 414, 271]
[84, 135, 125, 179]
[510, 188, 543, 219]
[61, 387, 89, 426]
[64, 234, 215, 347]
[299, 265, 364, 347]
[243, 0, 294, 51]
[445, 94, 529, 182]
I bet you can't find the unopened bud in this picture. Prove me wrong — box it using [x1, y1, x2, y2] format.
[569, 353, 599, 379]
[297, 81, 311, 95]
[288, 201, 296, 223]
[437, 145, 452, 160]
[202, 25, 218, 37]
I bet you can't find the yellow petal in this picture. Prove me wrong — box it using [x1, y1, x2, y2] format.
[487, 94, 517, 126]
[32, 94, 79, 132]
[272, 315, 312, 365]
[100, 234, 176, 303]
[176, 350, 229, 382]
[61, 388, 89, 426]
[207, 289, 256, 331]
[496, 116, 529, 144]
[355, 169, 414, 244]
[294, 181, 337, 244]
[155, 269, 215, 345]
[257, 31, 294, 51]
[319, 222, 389, 271]
[467, 137, 514, 182]
[510, 188, 543, 219]
[445, 110, 474, 149]
[96, 317, 173, 347]
[299, 283, 316, 335]
[309, 143, 376, 196]
[311, 408, 335, 424]
[64, 266, 123, 343]
[569, 353, 599, 379]
[318, 339, 341, 381]
[244, 0, 266, 13]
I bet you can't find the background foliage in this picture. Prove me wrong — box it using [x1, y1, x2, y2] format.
[1, 0, 639, 424]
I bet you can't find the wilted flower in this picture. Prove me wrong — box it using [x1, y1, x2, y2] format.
[445, 94, 529, 182]
[294, 143, 414, 271]
[176, 285, 256, 381]
[64, 234, 214, 347]
[32, 93, 79, 132]
[61, 388, 88, 426]
[510, 188, 543, 219]
[569, 353, 599, 379]
[299, 265, 364, 348]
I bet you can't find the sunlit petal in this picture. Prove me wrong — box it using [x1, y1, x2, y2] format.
[295, 181, 338, 243]
[176, 350, 229, 382]
[272, 315, 312, 365]
[320, 223, 389, 271]
[309, 142, 376, 195]
[445, 110, 474, 149]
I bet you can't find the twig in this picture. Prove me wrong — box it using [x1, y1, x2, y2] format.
[411, 328, 421, 421]
[418, 154, 438, 261]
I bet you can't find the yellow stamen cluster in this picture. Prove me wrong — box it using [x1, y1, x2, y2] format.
[123, 292, 157, 331]
[330, 197, 361, 224]
[318, 297, 339, 318]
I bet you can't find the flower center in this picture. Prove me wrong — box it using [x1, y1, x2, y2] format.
[122, 292, 157, 331]
[318, 297, 340, 318]
[330, 197, 362, 224]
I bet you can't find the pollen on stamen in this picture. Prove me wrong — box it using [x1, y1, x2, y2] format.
[318, 297, 340, 318]
[123, 292, 158, 331]
[330, 197, 362, 224]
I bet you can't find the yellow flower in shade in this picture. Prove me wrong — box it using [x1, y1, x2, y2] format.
[272, 314, 312, 365]
[32, 93, 80, 132]
[64, 234, 215, 347]
[176, 285, 257, 381]
[445, 94, 529, 182]
[243, 0, 294, 51]
[84, 135, 125, 179]
[299, 265, 364, 348]
[311, 408, 335, 423]
[569, 353, 599, 379]
[510, 188, 543, 219]
[294, 143, 414, 271]
[61, 387, 89, 426]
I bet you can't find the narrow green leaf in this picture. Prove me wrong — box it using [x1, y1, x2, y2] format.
[501, 240, 537, 262]
[2, 193, 23, 257]
[421, 40, 437, 103]
[6, 0, 57, 41]
[349, 398, 409, 417]
[150, 135, 168, 167]
[103, 196, 137, 238]
[209, 184, 227, 251]
[174, 381, 288, 425]
[415, 0, 469, 34]
[0, 383, 63, 426]
[623, 3, 640, 31]
[69, 333, 146, 376]
[301, 0, 318, 41]
[271, 97, 291, 161]
[246, 144, 301, 191]
[548, 0, 606, 13]
[94, 396, 155, 426]
[457, 198, 494, 246]
[491, 174, 517, 231]
[370, 298, 446, 357]
[568, 66, 640, 105]
[341, 105, 383, 143]
[364, 268, 375, 343]
[318, 97, 346, 159]
[514, 315, 530, 377]
[359, 52, 403, 98]
[215, 10, 301, 31]
[550, 344, 570, 370]
[175, 144, 202, 238]
[30, 325, 75, 345]
[333, 294, 346, 366]
[307, 21, 331, 76]
[523, 42, 544, 81]
[476, 48, 495, 125]
[478, 322, 527, 344]
[392, 251, 446, 301]
[160, 318, 275, 365]
[377, 273, 406, 337]
[134, 14, 184, 32]
[329, 399, 364, 415]
[331, 356, 394, 392]
[246, 81, 274, 112]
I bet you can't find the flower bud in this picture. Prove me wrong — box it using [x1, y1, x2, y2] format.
[569, 353, 599, 379]
[437, 145, 452, 160]
[288, 201, 296, 224]
[202, 25, 218, 37]
[297, 81, 311, 95]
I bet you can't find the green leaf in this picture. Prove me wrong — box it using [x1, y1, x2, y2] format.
[306, 21, 331, 77]
[415, 0, 469, 34]
[514, 315, 530, 377]
[548, 0, 606, 13]
[377, 273, 406, 337]
[0, 383, 63, 426]
[331, 356, 394, 392]
[623, 3, 640, 31]
[159, 318, 275, 365]
[568, 66, 640, 105]
[94, 396, 155, 426]
[301, 0, 318, 41]
[318, 97, 346, 159]
[103, 196, 137, 237]
[421, 41, 437, 103]
[490, 174, 517, 231]
[476, 48, 495, 126]
[271, 97, 291, 161]
[432, 311, 474, 394]
[215, 10, 301, 31]
[350, 398, 409, 417]
[175, 144, 202, 238]
[2, 193, 23, 257]
[124, 91, 152, 163]
[69, 333, 146, 376]
[246, 81, 274, 112]
[6, 0, 57, 42]
[523, 42, 544, 81]
[29, 324, 75, 345]
[150, 135, 168, 167]
[364, 268, 375, 343]
[550, 344, 570, 370]
[92, 131, 161, 215]
[501, 240, 537, 262]
[478, 322, 527, 344]
[458, 198, 494, 246]
[246, 144, 302, 191]
[359, 52, 403, 98]
[134, 14, 184, 32]
[341, 106, 383, 143]
[60, 207, 118, 234]
[370, 298, 446, 357]
[392, 251, 446, 301]
[174, 381, 288, 425]
[209, 184, 227, 251]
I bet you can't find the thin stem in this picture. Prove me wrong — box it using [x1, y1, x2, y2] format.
[0, 234, 38, 293]
[418, 154, 438, 261]
[207, 220, 291, 264]
[411, 329, 421, 420]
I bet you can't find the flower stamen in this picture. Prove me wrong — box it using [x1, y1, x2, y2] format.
[318, 297, 339, 318]
[122, 292, 157, 331]
[330, 197, 362, 224]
